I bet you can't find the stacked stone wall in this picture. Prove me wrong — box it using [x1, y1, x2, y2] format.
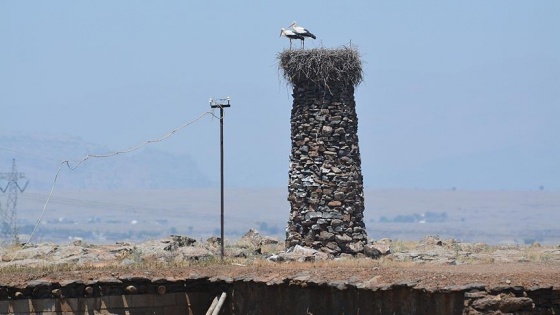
[285, 78, 367, 256]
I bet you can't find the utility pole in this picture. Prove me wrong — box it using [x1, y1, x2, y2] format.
[0, 159, 29, 244]
[209, 97, 231, 260]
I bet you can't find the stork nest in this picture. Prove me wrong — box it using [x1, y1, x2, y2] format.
[278, 47, 363, 88]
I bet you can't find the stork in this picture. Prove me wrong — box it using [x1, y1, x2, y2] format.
[289, 21, 316, 48]
[280, 28, 304, 50]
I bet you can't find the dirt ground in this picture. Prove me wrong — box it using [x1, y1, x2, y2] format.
[2, 260, 560, 290]
[2, 234, 560, 290]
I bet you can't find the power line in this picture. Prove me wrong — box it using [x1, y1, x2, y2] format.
[63, 110, 216, 170]
[7, 109, 216, 263]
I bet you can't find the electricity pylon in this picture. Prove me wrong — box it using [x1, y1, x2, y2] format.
[0, 159, 29, 244]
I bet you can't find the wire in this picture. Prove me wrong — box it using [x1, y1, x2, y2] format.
[21, 161, 64, 255]
[64, 110, 216, 170]
[6, 109, 216, 263]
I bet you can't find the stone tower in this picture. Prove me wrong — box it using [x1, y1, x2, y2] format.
[279, 48, 367, 256]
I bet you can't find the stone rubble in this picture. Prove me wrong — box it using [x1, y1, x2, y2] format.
[2, 232, 560, 312]
[2, 233, 560, 268]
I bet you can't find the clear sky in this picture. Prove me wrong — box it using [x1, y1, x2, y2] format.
[1, 1, 559, 190]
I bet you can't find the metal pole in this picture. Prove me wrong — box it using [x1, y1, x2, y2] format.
[210, 97, 230, 260]
[219, 105, 225, 260]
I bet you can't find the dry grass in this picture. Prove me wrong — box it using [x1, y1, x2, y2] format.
[386, 240, 418, 252]
[2, 240, 559, 277]
[278, 46, 363, 89]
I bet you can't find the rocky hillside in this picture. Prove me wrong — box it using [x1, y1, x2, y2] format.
[0, 133, 211, 190]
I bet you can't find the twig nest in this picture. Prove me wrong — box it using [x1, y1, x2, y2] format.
[278, 47, 363, 88]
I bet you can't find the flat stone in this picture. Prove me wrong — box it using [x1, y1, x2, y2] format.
[465, 291, 488, 298]
[319, 231, 335, 241]
[326, 242, 341, 251]
[118, 275, 151, 283]
[334, 127, 345, 134]
[316, 219, 327, 225]
[371, 244, 391, 255]
[328, 201, 342, 207]
[27, 280, 52, 287]
[60, 280, 84, 287]
[331, 219, 343, 226]
[304, 212, 323, 220]
[335, 234, 352, 243]
[462, 283, 488, 291]
[346, 242, 364, 253]
[97, 277, 122, 284]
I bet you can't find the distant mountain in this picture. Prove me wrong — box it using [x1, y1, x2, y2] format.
[0, 133, 213, 190]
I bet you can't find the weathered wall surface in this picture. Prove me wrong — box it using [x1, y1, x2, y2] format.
[229, 282, 464, 314]
[1, 278, 558, 314]
[1, 292, 205, 314]
[0, 277, 219, 315]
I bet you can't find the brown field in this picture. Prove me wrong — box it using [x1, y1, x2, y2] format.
[14, 188, 560, 246]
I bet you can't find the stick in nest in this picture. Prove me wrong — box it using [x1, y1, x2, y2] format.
[278, 47, 363, 89]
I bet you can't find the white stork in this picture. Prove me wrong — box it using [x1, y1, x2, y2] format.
[280, 28, 304, 50]
[289, 21, 316, 48]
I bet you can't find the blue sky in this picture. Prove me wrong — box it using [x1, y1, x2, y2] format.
[1, 1, 559, 190]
